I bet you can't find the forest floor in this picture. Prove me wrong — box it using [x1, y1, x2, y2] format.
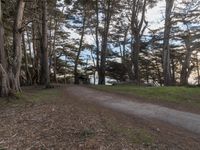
[0, 85, 200, 149]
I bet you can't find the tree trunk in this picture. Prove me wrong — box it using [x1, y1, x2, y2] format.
[95, 0, 100, 80]
[122, 26, 133, 81]
[155, 60, 162, 86]
[99, 0, 112, 85]
[0, 1, 6, 70]
[130, 0, 147, 84]
[31, 21, 38, 84]
[26, 29, 34, 71]
[122, 26, 129, 64]
[74, 15, 86, 84]
[52, 19, 58, 83]
[132, 36, 141, 82]
[145, 64, 149, 84]
[48, 16, 53, 74]
[126, 37, 134, 81]
[90, 45, 97, 85]
[180, 37, 192, 86]
[197, 54, 200, 85]
[22, 33, 32, 85]
[33, 1, 42, 85]
[10, 0, 25, 92]
[163, 0, 174, 86]
[40, 0, 50, 87]
[0, 1, 10, 96]
[171, 58, 176, 85]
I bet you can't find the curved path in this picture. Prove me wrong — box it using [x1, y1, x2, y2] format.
[66, 86, 200, 134]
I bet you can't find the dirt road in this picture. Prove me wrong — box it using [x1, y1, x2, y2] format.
[67, 86, 200, 135]
[1, 86, 200, 149]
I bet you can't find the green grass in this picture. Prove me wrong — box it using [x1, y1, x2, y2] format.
[112, 125, 154, 145]
[0, 88, 61, 108]
[104, 118, 154, 145]
[24, 88, 61, 103]
[93, 85, 200, 108]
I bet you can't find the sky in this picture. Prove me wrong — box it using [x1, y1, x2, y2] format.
[146, 1, 165, 30]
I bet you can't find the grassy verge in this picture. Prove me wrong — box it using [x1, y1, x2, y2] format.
[93, 85, 200, 110]
[0, 87, 61, 108]
[103, 118, 154, 145]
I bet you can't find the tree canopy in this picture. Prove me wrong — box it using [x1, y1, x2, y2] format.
[0, 0, 200, 96]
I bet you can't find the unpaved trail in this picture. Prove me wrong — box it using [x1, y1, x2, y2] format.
[66, 86, 200, 135]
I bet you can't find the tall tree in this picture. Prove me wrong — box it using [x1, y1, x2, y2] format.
[163, 0, 174, 86]
[22, 32, 32, 85]
[10, 0, 26, 91]
[0, 0, 10, 96]
[40, 0, 50, 87]
[74, 14, 86, 84]
[98, 0, 113, 85]
[130, 0, 148, 83]
[95, 0, 100, 82]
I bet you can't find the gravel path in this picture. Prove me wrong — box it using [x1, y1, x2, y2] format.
[67, 86, 200, 134]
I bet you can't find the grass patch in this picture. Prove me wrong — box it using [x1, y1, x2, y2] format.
[24, 88, 61, 103]
[0, 87, 61, 108]
[114, 126, 153, 145]
[93, 85, 200, 108]
[105, 119, 154, 145]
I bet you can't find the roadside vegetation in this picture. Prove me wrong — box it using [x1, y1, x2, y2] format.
[94, 85, 200, 111]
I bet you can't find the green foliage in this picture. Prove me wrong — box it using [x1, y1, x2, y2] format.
[106, 61, 127, 82]
[64, 0, 72, 5]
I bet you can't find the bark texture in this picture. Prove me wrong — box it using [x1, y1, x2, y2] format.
[99, 0, 112, 85]
[0, 0, 10, 96]
[95, 0, 100, 81]
[74, 15, 86, 84]
[163, 0, 174, 86]
[10, 0, 25, 92]
[22, 33, 32, 85]
[130, 0, 147, 84]
[40, 0, 50, 87]
[180, 33, 193, 85]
